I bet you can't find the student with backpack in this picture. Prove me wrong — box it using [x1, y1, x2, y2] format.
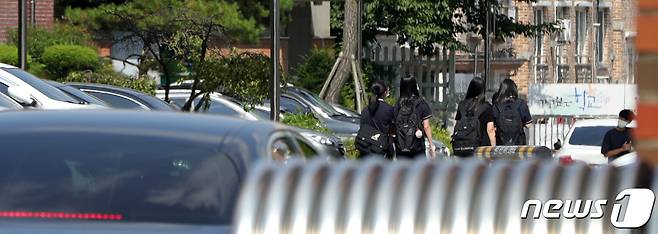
[394, 76, 436, 159]
[493, 78, 532, 145]
[452, 77, 496, 156]
[356, 80, 395, 158]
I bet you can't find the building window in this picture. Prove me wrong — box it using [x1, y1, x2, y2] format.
[501, 0, 516, 22]
[534, 8, 544, 64]
[628, 37, 636, 83]
[596, 10, 606, 63]
[576, 9, 589, 63]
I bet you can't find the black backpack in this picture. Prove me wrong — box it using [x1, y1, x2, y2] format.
[395, 97, 424, 154]
[451, 101, 483, 156]
[495, 99, 524, 145]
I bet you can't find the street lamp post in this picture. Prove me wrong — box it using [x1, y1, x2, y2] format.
[18, 0, 27, 69]
[270, 0, 281, 121]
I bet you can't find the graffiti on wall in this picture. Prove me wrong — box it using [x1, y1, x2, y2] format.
[528, 84, 637, 116]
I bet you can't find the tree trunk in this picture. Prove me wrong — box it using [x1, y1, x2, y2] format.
[324, 0, 359, 103]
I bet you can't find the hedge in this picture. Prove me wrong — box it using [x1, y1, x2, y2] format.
[0, 45, 31, 66]
[41, 45, 100, 79]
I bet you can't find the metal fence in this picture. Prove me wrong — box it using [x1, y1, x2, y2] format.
[527, 115, 577, 148]
[365, 45, 456, 123]
[235, 158, 657, 234]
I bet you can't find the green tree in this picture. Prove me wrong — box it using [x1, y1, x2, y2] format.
[66, 0, 263, 103]
[325, 0, 557, 102]
[192, 51, 283, 110]
[294, 47, 336, 94]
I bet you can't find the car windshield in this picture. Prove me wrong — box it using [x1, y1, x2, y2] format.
[0, 133, 240, 225]
[59, 86, 107, 106]
[2, 68, 79, 103]
[295, 89, 342, 116]
[568, 126, 614, 146]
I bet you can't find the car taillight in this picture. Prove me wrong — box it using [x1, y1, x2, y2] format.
[558, 156, 574, 165]
[0, 211, 123, 220]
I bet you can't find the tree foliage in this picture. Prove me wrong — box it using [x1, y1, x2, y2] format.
[193, 51, 283, 110]
[294, 47, 336, 94]
[64, 69, 157, 95]
[332, 0, 557, 54]
[8, 23, 94, 62]
[66, 0, 265, 102]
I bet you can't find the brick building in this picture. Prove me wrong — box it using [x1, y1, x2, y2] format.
[516, 0, 636, 84]
[0, 0, 55, 43]
[461, 0, 637, 96]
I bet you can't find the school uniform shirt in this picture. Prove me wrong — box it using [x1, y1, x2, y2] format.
[455, 100, 494, 146]
[360, 100, 395, 133]
[601, 127, 632, 162]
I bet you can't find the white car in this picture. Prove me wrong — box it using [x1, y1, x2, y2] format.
[157, 89, 265, 120]
[555, 119, 628, 164]
[0, 63, 104, 110]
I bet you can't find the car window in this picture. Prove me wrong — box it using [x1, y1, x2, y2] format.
[296, 89, 341, 116]
[0, 82, 8, 96]
[568, 126, 613, 146]
[281, 96, 309, 114]
[87, 91, 145, 109]
[0, 135, 240, 225]
[170, 97, 188, 108]
[2, 68, 79, 103]
[270, 137, 302, 162]
[59, 86, 107, 106]
[196, 98, 241, 117]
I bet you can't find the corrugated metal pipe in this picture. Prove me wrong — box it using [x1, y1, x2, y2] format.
[235, 158, 657, 234]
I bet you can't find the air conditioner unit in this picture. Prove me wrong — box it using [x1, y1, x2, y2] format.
[558, 19, 571, 42]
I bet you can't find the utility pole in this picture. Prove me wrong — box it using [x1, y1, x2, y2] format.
[270, 0, 280, 121]
[18, 0, 27, 69]
[484, 0, 491, 93]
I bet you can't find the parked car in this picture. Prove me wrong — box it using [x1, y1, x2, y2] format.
[554, 119, 626, 164]
[157, 90, 345, 157]
[331, 103, 361, 118]
[272, 87, 359, 139]
[0, 63, 103, 109]
[44, 80, 108, 106]
[0, 110, 324, 233]
[68, 83, 177, 111]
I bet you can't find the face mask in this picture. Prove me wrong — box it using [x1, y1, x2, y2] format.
[617, 119, 629, 129]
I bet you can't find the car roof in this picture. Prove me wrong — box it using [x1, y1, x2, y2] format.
[0, 110, 279, 139]
[0, 62, 17, 69]
[572, 118, 619, 127]
[67, 82, 151, 97]
[68, 83, 175, 111]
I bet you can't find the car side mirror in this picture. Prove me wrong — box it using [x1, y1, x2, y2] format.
[8, 86, 35, 106]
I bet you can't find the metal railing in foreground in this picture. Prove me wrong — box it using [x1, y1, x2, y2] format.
[235, 158, 657, 234]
